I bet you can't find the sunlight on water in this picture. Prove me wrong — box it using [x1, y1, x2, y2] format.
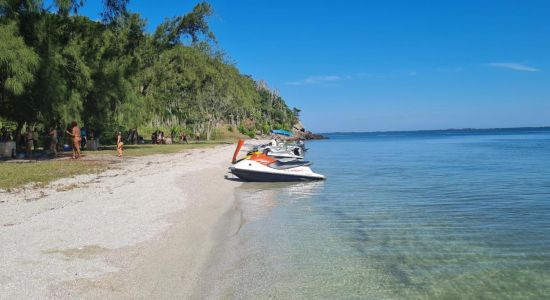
[219, 129, 550, 299]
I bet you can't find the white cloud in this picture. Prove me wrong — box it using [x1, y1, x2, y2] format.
[487, 62, 538, 72]
[285, 75, 342, 86]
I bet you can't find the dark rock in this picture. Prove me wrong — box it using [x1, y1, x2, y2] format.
[291, 130, 327, 140]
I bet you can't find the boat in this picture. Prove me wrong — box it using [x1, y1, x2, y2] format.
[270, 129, 293, 136]
[229, 140, 325, 182]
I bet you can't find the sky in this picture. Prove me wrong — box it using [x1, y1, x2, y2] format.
[74, 0, 550, 132]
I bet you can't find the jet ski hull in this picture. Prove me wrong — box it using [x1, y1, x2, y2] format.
[230, 167, 325, 182]
[229, 160, 325, 182]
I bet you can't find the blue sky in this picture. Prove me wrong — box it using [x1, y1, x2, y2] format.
[75, 0, 550, 132]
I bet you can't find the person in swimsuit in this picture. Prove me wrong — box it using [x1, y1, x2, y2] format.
[66, 121, 81, 159]
[116, 131, 124, 157]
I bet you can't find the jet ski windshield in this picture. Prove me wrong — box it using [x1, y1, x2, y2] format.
[268, 160, 312, 170]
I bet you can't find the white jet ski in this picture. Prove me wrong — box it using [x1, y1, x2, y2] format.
[229, 140, 325, 182]
[253, 140, 304, 160]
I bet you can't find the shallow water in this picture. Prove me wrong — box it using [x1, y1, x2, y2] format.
[219, 129, 550, 299]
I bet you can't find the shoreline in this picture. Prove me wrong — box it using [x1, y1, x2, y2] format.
[0, 142, 252, 298]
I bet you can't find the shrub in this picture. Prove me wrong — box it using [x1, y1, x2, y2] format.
[238, 124, 246, 134]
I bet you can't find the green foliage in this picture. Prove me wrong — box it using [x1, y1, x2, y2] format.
[262, 122, 270, 135]
[153, 1, 215, 46]
[0, 21, 39, 96]
[101, 0, 129, 23]
[237, 124, 255, 138]
[238, 124, 246, 134]
[0, 1, 299, 140]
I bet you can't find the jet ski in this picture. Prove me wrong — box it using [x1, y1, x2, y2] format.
[229, 140, 325, 182]
[261, 146, 304, 160]
[252, 140, 305, 160]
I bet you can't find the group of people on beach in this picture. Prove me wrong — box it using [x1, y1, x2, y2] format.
[151, 130, 198, 144]
[0, 122, 99, 158]
[0, 126, 47, 158]
[151, 130, 165, 144]
[51, 123, 96, 159]
[65, 122, 123, 158]
[1, 123, 207, 160]
[1, 122, 109, 159]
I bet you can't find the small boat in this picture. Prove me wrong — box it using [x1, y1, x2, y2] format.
[229, 140, 325, 182]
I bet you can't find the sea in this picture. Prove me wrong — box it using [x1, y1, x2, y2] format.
[213, 128, 550, 299]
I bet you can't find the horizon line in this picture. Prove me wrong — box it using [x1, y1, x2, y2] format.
[319, 125, 550, 135]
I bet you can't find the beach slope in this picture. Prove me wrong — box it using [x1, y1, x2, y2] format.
[0, 144, 243, 299]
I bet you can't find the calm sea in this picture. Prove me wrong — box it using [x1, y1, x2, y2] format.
[215, 128, 550, 299]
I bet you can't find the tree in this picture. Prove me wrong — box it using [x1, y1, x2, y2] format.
[54, 0, 85, 16]
[0, 21, 39, 97]
[0, 1, 301, 142]
[101, 0, 129, 23]
[153, 2, 215, 47]
[0, 21, 39, 131]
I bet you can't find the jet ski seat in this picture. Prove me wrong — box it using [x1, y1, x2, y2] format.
[268, 160, 312, 170]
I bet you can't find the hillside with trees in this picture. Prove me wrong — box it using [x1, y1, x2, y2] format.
[0, 0, 299, 141]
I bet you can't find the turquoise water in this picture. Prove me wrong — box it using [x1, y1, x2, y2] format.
[220, 129, 550, 299]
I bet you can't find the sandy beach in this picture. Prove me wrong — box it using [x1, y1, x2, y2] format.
[0, 143, 248, 299]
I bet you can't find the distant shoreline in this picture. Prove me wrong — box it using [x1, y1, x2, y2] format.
[322, 126, 550, 135]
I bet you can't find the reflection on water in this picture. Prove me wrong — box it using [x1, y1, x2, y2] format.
[215, 129, 550, 299]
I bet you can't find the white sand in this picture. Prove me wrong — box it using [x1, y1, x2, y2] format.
[0, 143, 254, 299]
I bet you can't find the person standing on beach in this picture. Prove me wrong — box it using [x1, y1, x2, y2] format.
[180, 132, 189, 144]
[0, 127, 8, 142]
[89, 129, 95, 141]
[65, 121, 81, 159]
[116, 131, 124, 157]
[25, 127, 34, 158]
[49, 127, 58, 157]
[80, 127, 87, 149]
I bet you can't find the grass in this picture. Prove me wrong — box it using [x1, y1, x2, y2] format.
[0, 139, 239, 191]
[0, 160, 108, 191]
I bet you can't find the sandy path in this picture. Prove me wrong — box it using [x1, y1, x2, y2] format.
[0, 143, 246, 299]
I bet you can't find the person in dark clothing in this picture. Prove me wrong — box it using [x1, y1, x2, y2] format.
[80, 127, 87, 148]
[0, 127, 9, 142]
[25, 127, 34, 158]
[180, 132, 189, 144]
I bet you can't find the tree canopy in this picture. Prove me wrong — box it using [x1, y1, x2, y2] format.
[0, 1, 299, 139]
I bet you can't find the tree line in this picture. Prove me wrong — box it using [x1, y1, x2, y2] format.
[0, 0, 299, 141]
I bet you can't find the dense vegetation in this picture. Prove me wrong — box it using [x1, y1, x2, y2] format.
[0, 0, 299, 141]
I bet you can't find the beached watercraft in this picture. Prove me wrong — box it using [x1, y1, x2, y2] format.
[230, 140, 325, 182]
[261, 146, 304, 159]
[252, 140, 305, 160]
